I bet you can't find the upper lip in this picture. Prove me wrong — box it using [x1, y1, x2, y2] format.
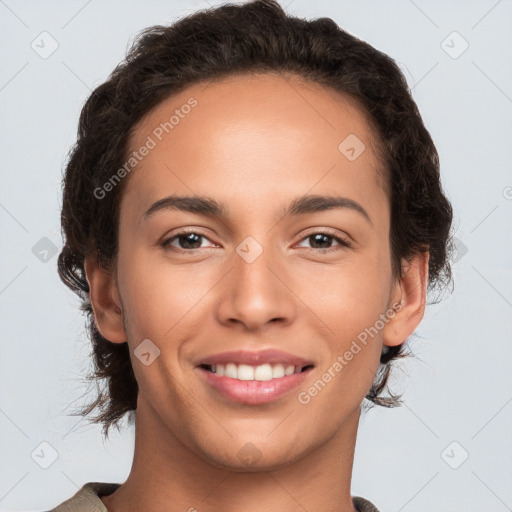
[196, 349, 314, 368]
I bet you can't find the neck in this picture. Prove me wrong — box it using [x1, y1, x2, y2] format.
[102, 397, 361, 512]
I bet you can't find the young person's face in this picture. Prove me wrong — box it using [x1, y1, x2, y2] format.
[87, 72, 427, 469]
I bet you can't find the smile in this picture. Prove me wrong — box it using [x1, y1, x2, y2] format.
[200, 362, 313, 381]
[196, 363, 314, 404]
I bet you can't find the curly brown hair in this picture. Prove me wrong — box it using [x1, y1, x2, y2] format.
[58, 0, 454, 437]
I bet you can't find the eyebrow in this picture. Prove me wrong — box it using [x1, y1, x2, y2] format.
[143, 194, 372, 226]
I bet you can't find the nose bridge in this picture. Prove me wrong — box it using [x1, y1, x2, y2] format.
[216, 234, 295, 329]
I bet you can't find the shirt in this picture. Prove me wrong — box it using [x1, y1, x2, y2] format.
[48, 481, 381, 512]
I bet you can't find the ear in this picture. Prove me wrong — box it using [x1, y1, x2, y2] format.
[382, 251, 430, 347]
[84, 255, 127, 344]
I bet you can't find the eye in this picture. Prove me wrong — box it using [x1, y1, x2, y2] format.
[161, 228, 352, 254]
[161, 230, 216, 252]
[295, 230, 352, 251]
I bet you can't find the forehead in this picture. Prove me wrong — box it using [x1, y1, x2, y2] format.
[122, 72, 387, 225]
[130, 71, 377, 154]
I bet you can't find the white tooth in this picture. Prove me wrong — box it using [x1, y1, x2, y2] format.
[271, 364, 285, 378]
[225, 363, 238, 379]
[254, 364, 273, 381]
[237, 364, 254, 380]
[212, 362, 301, 380]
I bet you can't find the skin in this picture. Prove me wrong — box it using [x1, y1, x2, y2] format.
[85, 72, 429, 512]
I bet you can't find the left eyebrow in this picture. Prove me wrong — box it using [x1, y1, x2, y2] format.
[281, 194, 372, 226]
[142, 193, 372, 226]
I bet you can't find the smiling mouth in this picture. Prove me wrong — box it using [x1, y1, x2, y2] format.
[199, 363, 314, 381]
[196, 361, 315, 403]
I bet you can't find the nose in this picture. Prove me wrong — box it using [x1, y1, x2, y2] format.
[215, 240, 297, 332]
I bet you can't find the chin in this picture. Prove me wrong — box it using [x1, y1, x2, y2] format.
[209, 451, 303, 473]
[196, 435, 310, 473]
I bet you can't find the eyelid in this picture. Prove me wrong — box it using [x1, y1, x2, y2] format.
[293, 227, 353, 249]
[161, 227, 217, 250]
[161, 226, 353, 253]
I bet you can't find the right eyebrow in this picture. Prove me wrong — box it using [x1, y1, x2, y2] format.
[143, 195, 225, 220]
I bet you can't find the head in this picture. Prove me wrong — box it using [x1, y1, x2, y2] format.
[58, 0, 453, 460]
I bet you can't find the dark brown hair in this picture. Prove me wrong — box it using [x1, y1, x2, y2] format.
[58, 0, 454, 437]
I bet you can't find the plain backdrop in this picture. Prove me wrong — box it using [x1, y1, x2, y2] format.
[1, 1, 511, 511]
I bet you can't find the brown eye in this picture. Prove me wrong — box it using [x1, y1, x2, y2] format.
[296, 231, 352, 251]
[161, 230, 214, 252]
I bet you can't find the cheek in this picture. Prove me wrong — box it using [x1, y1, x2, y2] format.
[290, 252, 391, 403]
[295, 251, 391, 335]
[116, 247, 215, 342]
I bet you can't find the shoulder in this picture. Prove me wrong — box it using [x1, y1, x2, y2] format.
[46, 482, 121, 512]
[44, 484, 378, 512]
[353, 495, 381, 512]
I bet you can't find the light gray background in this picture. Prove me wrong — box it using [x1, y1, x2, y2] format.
[1, 1, 511, 511]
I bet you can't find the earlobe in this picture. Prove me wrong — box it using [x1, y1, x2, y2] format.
[84, 256, 127, 344]
[382, 251, 430, 347]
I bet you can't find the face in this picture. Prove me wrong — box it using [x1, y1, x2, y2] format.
[100, 72, 407, 470]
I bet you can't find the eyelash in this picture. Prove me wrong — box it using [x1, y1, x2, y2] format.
[160, 228, 352, 254]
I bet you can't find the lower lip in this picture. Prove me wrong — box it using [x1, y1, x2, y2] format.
[196, 366, 313, 404]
